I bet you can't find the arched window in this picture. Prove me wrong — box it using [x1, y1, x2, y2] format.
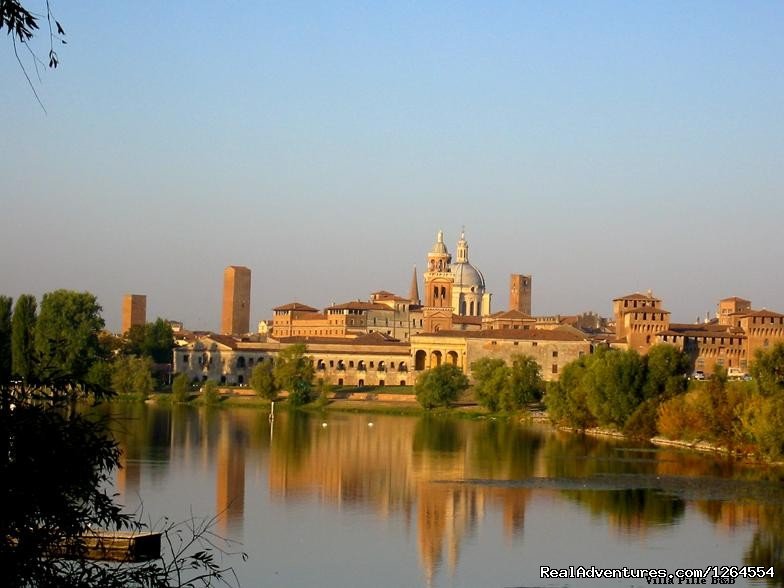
[414, 350, 427, 371]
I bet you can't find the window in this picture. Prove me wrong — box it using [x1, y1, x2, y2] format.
[532, 342, 538, 347]
[552, 350, 558, 358]
[551, 364, 558, 374]
[513, 341, 519, 346]
[349, 361, 355, 368]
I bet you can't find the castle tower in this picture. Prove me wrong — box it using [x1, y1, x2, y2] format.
[423, 231, 454, 332]
[509, 274, 532, 315]
[121, 294, 146, 334]
[409, 266, 421, 306]
[221, 266, 251, 335]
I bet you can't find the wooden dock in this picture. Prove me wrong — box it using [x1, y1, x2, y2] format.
[52, 531, 162, 562]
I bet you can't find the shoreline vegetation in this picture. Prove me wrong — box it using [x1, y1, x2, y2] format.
[129, 380, 783, 466]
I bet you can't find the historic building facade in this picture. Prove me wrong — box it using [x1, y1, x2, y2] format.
[608, 292, 784, 376]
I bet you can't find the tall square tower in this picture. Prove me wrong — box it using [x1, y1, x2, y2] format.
[121, 294, 147, 334]
[221, 266, 251, 335]
[509, 274, 532, 315]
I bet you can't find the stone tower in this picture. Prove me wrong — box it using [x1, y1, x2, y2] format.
[423, 231, 454, 332]
[509, 274, 532, 315]
[121, 294, 146, 334]
[221, 266, 251, 335]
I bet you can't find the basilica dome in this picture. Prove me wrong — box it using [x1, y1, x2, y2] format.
[452, 261, 485, 289]
[450, 231, 485, 289]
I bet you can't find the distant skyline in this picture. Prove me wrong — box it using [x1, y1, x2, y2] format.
[2, 2, 782, 332]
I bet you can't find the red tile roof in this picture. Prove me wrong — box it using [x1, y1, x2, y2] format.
[273, 302, 318, 312]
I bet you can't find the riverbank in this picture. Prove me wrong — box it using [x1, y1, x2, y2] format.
[133, 388, 778, 463]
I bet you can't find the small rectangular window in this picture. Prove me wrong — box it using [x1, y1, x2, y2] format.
[551, 364, 558, 374]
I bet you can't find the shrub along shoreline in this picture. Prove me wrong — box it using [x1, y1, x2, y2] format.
[150, 342, 784, 463]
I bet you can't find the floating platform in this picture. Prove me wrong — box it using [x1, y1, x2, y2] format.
[53, 531, 162, 562]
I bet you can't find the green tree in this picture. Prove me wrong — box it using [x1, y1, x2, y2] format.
[751, 342, 784, 397]
[273, 344, 314, 406]
[741, 394, 784, 459]
[415, 364, 469, 409]
[583, 349, 646, 428]
[35, 290, 104, 380]
[171, 373, 190, 403]
[642, 344, 691, 400]
[315, 377, 333, 408]
[0, 296, 11, 383]
[250, 359, 276, 400]
[506, 354, 545, 409]
[11, 294, 37, 381]
[544, 354, 595, 429]
[202, 379, 220, 405]
[111, 356, 154, 399]
[86, 360, 113, 392]
[470, 357, 508, 412]
[124, 319, 174, 364]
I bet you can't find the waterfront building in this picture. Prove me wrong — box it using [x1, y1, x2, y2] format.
[608, 291, 784, 375]
[410, 328, 591, 382]
[221, 266, 251, 336]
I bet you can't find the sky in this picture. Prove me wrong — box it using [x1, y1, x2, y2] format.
[1, 1, 782, 332]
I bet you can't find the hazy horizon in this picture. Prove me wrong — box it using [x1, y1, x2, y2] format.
[2, 2, 782, 332]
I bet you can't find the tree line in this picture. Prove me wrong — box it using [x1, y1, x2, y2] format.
[545, 343, 784, 459]
[0, 290, 174, 400]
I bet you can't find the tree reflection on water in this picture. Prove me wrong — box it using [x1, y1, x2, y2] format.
[106, 405, 784, 587]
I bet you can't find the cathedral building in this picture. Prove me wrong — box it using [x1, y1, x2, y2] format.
[450, 231, 492, 318]
[422, 230, 492, 332]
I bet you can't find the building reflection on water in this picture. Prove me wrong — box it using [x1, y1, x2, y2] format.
[109, 405, 784, 587]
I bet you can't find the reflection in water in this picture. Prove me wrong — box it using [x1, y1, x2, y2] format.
[106, 405, 784, 587]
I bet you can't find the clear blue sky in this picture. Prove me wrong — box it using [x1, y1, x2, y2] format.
[2, 1, 782, 332]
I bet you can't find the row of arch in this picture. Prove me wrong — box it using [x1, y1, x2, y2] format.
[414, 349, 459, 371]
[315, 359, 408, 372]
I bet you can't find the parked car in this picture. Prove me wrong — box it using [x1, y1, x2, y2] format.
[691, 371, 706, 381]
[727, 367, 749, 380]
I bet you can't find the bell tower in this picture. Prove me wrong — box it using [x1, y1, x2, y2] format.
[423, 230, 454, 332]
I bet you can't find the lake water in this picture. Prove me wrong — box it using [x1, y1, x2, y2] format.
[106, 403, 784, 587]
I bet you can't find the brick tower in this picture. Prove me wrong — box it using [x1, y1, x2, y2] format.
[121, 294, 147, 334]
[422, 231, 454, 332]
[221, 266, 251, 335]
[509, 274, 532, 315]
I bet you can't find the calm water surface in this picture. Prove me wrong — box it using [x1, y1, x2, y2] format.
[106, 404, 784, 587]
